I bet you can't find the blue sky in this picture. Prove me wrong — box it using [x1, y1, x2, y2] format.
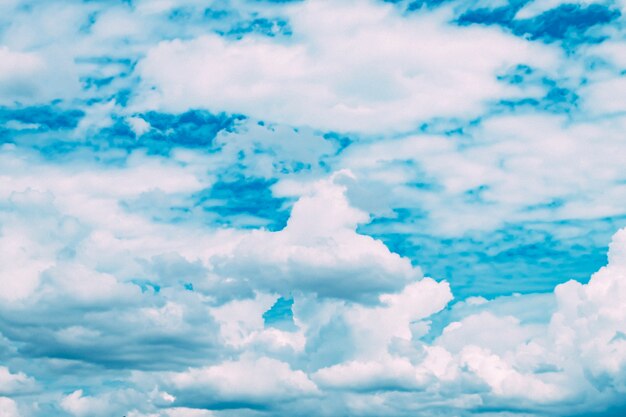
[1, 0, 626, 416]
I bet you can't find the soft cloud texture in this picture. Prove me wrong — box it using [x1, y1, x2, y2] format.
[136, 0, 561, 133]
[1, 0, 626, 416]
[213, 172, 422, 301]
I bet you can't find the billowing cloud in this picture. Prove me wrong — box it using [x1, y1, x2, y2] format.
[212, 172, 422, 301]
[1, 0, 626, 416]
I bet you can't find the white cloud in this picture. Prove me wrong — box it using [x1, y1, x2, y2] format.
[164, 409, 214, 417]
[210, 292, 278, 347]
[61, 390, 109, 417]
[1, 1, 626, 416]
[166, 356, 319, 407]
[547, 227, 626, 392]
[212, 171, 422, 301]
[459, 345, 563, 403]
[345, 278, 452, 356]
[435, 312, 541, 355]
[135, 0, 560, 133]
[40, 264, 142, 305]
[0, 368, 35, 396]
[0, 46, 44, 101]
[313, 356, 421, 391]
[127, 116, 152, 136]
[60, 388, 153, 417]
[339, 111, 626, 236]
[0, 397, 20, 417]
[0, 225, 54, 302]
[283, 225, 626, 413]
[581, 76, 626, 115]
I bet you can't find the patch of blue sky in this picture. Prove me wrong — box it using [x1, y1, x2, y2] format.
[512, 3, 621, 44]
[456, 0, 529, 26]
[157, 2, 295, 40]
[221, 16, 292, 38]
[492, 64, 580, 113]
[398, 114, 484, 141]
[567, 405, 626, 417]
[131, 279, 161, 294]
[458, 2, 621, 47]
[137, 110, 243, 149]
[360, 216, 623, 298]
[120, 174, 292, 230]
[8, 109, 242, 159]
[263, 296, 297, 331]
[193, 176, 292, 230]
[322, 132, 355, 155]
[170, 397, 270, 412]
[74, 58, 137, 105]
[390, 0, 620, 48]
[494, 87, 579, 114]
[406, 0, 452, 11]
[0, 105, 84, 133]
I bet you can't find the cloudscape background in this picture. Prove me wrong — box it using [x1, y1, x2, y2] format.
[1, 0, 626, 416]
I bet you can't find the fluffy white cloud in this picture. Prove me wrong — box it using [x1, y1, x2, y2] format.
[345, 278, 452, 356]
[283, 225, 626, 414]
[0, 368, 34, 396]
[313, 356, 421, 391]
[0, 397, 20, 417]
[548, 227, 626, 391]
[1, 1, 626, 416]
[213, 172, 422, 301]
[459, 345, 563, 403]
[135, 0, 560, 133]
[61, 390, 109, 417]
[166, 356, 319, 408]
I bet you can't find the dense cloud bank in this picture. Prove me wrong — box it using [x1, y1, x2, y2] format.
[1, 0, 626, 416]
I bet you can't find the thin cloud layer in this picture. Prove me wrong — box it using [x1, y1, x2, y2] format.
[1, 0, 626, 416]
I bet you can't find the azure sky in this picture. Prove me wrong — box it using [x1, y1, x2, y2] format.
[1, 0, 626, 416]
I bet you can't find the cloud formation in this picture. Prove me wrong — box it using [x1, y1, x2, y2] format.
[136, 0, 562, 133]
[1, 0, 626, 416]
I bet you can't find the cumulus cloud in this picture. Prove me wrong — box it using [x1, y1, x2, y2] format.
[280, 225, 626, 414]
[212, 172, 422, 301]
[1, 0, 626, 416]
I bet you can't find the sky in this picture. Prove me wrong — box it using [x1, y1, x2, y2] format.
[1, 0, 626, 416]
